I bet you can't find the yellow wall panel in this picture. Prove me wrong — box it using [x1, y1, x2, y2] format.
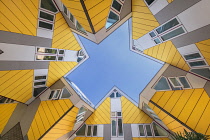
[151, 89, 210, 134]
[86, 98, 111, 124]
[144, 41, 190, 71]
[47, 62, 78, 87]
[61, 0, 92, 33]
[52, 13, 82, 51]
[121, 96, 153, 124]
[167, 0, 174, 3]
[27, 99, 73, 140]
[196, 39, 210, 65]
[0, 0, 38, 36]
[132, 0, 159, 39]
[42, 107, 78, 140]
[0, 70, 33, 103]
[0, 103, 17, 134]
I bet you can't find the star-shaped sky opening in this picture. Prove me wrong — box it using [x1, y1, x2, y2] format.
[67, 19, 163, 105]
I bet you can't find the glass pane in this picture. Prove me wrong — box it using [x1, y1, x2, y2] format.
[34, 81, 46, 86]
[63, 5, 67, 15]
[76, 124, 86, 136]
[117, 112, 121, 116]
[112, 0, 122, 12]
[59, 50, 65, 54]
[70, 13, 74, 22]
[145, 125, 152, 136]
[156, 18, 179, 34]
[189, 61, 206, 67]
[40, 11, 54, 21]
[41, 0, 57, 12]
[37, 48, 57, 54]
[179, 77, 190, 88]
[35, 76, 46, 80]
[36, 55, 57, 60]
[0, 97, 7, 103]
[110, 93, 115, 98]
[87, 126, 91, 136]
[53, 90, 60, 98]
[154, 38, 161, 44]
[118, 118, 123, 136]
[76, 21, 86, 33]
[161, 27, 185, 41]
[191, 68, 210, 79]
[169, 78, 181, 87]
[61, 88, 71, 98]
[149, 32, 156, 37]
[112, 119, 116, 136]
[58, 56, 63, 61]
[49, 91, 54, 99]
[93, 126, 97, 136]
[116, 92, 121, 97]
[184, 53, 201, 60]
[152, 123, 168, 136]
[78, 107, 87, 114]
[39, 21, 53, 30]
[154, 77, 170, 90]
[145, 0, 155, 5]
[106, 11, 119, 29]
[33, 87, 47, 97]
[139, 125, 145, 136]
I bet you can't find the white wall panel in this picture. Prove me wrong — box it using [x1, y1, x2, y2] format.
[136, 34, 156, 50]
[97, 124, 104, 137]
[186, 73, 207, 88]
[37, 28, 53, 39]
[149, 0, 168, 15]
[0, 43, 35, 61]
[64, 50, 78, 62]
[131, 124, 139, 137]
[111, 98, 122, 112]
[34, 69, 48, 76]
[177, 44, 200, 55]
[178, 0, 210, 32]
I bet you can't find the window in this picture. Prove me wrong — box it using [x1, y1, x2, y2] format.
[34, 81, 46, 86]
[93, 125, 97, 136]
[76, 124, 86, 136]
[183, 52, 202, 60]
[33, 87, 47, 97]
[76, 21, 86, 34]
[76, 107, 88, 124]
[0, 96, 14, 104]
[152, 122, 168, 136]
[39, 21, 53, 30]
[191, 68, 210, 79]
[63, 5, 67, 15]
[153, 77, 171, 91]
[40, 11, 54, 21]
[112, 0, 122, 12]
[188, 60, 207, 67]
[106, 11, 119, 29]
[145, 0, 155, 6]
[111, 112, 123, 137]
[109, 91, 122, 98]
[36, 47, 65, 61]
[48, 88, 71, 100]
[149, 18, 186, 44]
[35, 76, 47, 81]
[138, 123, 168, 137]
[70, 13, 74, 23]
[41, 0, 58, 12]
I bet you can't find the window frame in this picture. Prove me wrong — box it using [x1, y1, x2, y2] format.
[182, 52, 203, 61]
[34, 75, 47, 82]
[111, 111, 124, 138]
[144, 0, 157, 7]
[187, 59, 208, 68]
[34, 81, 46, 88]
[111, 0, 123, 14]
[48, 89, 62, 100]
[106, 9, 121, 30]
[39, 0, 59, 14]
[168, 77, 183, 88]
[38, 20, 54, 31]
[36, 47, 57, 55]
[39, 10, 55, 23]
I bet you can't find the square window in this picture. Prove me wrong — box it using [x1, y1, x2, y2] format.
[112, 0, 122, 12]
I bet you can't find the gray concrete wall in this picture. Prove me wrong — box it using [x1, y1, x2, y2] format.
[123, 124, 132, 140]
[103, 124, 111, 140]
[162, 65, 187, 77]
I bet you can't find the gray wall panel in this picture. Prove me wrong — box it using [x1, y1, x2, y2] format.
[103, 124, 111, 140]
[204, 81, 210, 97]
[120, 0, 132, 19]
[0, 61, 49, 71]
[163, 65, 187, 77]
[0, 31, 52, 47]
[123, 124, 132, 140]
[172, 24, 210, 48]
[155, 0, 201, 24]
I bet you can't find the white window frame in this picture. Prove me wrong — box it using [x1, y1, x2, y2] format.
[111, 112, 124, 138]
[0, 96, 14, 104]
[111, 0, 124, 14]
[39, 10, 55, 23]
[34, 81, 46, 88]
[36, 47, 57, 55]
[182, 52, 203, 61]
[151, 122, 169, 137]
[149, 17, 187, 44]
[187, 59, 208, 68]
[106, 9, 121, 30]
[38, 20, 54, 31]
[49, 89, 62, 100]
[168, 77, 183, 88]
[34, 75, 47, 82]
[39, 0, 59, 14]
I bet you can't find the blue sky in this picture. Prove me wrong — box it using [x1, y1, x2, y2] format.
[67, 20, 163, 105]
